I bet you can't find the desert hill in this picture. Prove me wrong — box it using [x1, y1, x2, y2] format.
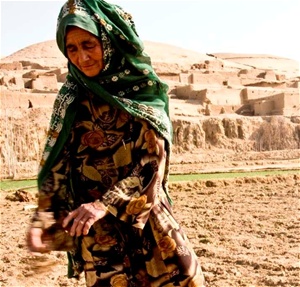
[0, 40, 299, 180]
[2, 40, 299, 77]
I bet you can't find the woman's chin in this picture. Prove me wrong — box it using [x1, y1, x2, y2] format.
[81, 66, 103, 77]
[82, 70, 99, 77]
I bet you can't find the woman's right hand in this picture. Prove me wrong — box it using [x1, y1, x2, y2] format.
[27, 227, 50, 253]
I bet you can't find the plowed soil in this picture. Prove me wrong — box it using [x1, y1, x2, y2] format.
[0, 173, 299, 287]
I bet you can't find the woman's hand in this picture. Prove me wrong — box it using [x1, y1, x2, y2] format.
[27, 227, 50, 253]
[62, 201, 108, 237]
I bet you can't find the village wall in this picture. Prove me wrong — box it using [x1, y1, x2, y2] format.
[0, 61, 23, 71]
[243, 87, 281, 101]
[31, 74, 58, 90]
[250, 89, 299, 116]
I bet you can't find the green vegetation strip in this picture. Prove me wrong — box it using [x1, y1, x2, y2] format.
[169, 169, 299, 182]
[0, 169, 298, 191]
[0, 179, 37, 191]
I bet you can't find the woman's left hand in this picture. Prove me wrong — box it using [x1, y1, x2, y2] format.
[62, 202, 108, 237]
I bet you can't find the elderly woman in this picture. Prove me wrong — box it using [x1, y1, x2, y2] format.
[27, 0, 205, 286]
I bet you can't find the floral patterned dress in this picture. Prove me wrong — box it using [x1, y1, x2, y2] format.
[40, 92, 205, 287]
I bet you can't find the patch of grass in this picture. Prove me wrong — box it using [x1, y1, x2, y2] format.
[0, 169, 298, 190]
[169, 169, 298, 182]
[0, 179, 37, 191]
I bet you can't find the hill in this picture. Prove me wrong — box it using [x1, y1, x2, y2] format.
[2, 40, 299, 77]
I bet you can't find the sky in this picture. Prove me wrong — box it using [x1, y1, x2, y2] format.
[1, 0, 299, 62]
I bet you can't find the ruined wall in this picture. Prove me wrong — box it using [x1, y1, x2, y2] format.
[0, 62, 23, 71]
[179, 73, 192, 84]
[0, 107, 52, 180]
[175, 84, 243, 106]
[172, 115, 300, 154]
[254, 100, 275, 116]
[247, 90, 300, 117]
[206, 88, 242, 106]
[31, 74, 58, 90]
[243, 87, 280, 101]
[192, 73, 225, 86]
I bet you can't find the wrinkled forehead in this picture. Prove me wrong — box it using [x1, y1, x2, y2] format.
[65, 26, 98, 43]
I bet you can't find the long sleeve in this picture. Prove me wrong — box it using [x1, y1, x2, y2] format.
[31, 147, 72, 229]
[101, 127, 167, 229]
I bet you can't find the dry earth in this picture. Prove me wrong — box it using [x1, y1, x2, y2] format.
[1, 173, 299, 287]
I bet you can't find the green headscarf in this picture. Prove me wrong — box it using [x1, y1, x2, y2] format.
[38, 0, 173, 202]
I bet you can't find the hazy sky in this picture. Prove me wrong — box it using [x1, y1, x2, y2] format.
[1, 0, 299, 62]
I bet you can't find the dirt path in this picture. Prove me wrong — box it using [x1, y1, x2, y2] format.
[0, 174, 299, 287]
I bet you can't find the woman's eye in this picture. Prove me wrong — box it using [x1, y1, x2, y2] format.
[67, 46, 77, 53]
[84, 43, 96, 49]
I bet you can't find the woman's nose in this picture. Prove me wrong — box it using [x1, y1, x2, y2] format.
[78, 49, 89, 61]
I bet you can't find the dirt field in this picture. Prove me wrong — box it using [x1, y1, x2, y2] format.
[0, 172, 299, 287]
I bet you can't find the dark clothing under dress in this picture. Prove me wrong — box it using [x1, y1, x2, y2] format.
[38, 91, 205, 287]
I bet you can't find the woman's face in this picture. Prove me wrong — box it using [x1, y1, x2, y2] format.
[65, 26, 104, 77]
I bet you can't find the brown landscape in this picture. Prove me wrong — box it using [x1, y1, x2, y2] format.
[0, 40, 299, 287]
